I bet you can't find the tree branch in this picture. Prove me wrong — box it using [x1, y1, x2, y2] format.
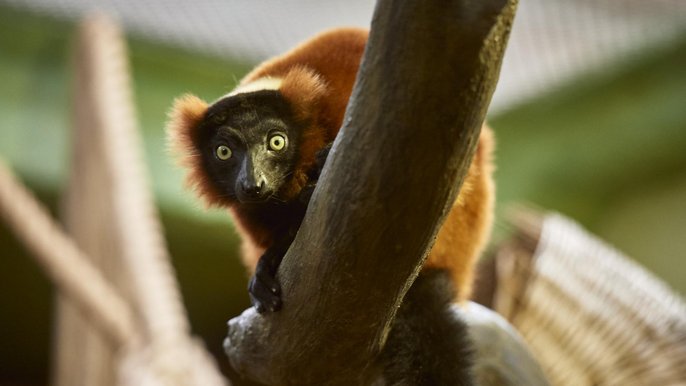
[224, 0, 517, 384]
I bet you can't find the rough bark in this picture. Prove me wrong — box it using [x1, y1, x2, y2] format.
[224, 0, 517, 384]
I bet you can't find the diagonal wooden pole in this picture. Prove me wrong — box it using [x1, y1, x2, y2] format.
[0, 160, 138, 349]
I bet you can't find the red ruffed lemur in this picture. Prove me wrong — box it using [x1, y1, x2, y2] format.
[167, 28, 493, 385]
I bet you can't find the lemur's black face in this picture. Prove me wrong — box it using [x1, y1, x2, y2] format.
[198, 90, 302, 205]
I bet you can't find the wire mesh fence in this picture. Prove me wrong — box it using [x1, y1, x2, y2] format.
[3, 0, 686, 111]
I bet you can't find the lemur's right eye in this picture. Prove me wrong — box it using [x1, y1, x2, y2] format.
[215, 145, 232, 160]
[268, 134, 287, 151]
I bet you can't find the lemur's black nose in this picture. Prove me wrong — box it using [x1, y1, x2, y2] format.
[241, 179, 266, 198]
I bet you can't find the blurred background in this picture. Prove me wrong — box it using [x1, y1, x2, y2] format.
[0, 0, 684, 384]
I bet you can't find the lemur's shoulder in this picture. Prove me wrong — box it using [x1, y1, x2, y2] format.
[242, 27, 368, 84]
[240, 28, 368, 139]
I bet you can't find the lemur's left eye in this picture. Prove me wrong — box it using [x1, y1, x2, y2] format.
[215, 145, 232, 160]
[268, 134, 287, 151]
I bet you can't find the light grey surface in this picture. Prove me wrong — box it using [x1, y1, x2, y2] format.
[3, 0, 685, 111]
[461, 302, 551, 386]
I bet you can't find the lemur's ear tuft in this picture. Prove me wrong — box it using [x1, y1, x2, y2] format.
[279, 66, 329, 124]
[166, 94, 225, 208]
[166, 93, 208, 166]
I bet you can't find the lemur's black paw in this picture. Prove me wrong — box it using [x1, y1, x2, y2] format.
[248, 271, 282, 313]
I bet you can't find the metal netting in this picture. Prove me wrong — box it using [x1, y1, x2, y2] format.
[3, 0, 686, 111]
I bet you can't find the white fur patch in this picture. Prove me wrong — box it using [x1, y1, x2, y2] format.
[228, 77, 283, 97]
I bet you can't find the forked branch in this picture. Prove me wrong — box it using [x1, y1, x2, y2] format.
[225, 0, 517, 384]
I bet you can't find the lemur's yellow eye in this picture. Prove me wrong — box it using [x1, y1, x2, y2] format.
[215, 145, 232, 160]
[268, 134, 287, 151]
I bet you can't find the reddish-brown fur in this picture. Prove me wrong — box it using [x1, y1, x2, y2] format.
[167, 28, 494, 299]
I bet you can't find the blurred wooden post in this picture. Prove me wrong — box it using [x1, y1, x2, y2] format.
[52, 15, 227, 386]
[53, 16, 136, 386]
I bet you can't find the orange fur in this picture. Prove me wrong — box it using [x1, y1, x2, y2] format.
[167, 28, 495, 299]
[277, 66, 330, 201]
[241, 28, 368, 141]
[424, 128, 495, 299]
[166, 94, 229, 207]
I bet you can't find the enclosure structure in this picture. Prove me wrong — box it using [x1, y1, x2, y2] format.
[1, 0, 685, 385]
